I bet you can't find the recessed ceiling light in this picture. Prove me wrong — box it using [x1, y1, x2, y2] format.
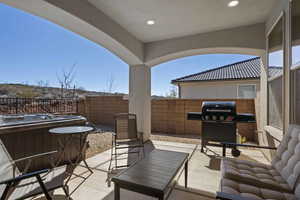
[228, 0, 239, 7]
[147, 20, 155, 25]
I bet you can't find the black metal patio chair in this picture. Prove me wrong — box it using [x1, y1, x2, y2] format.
[0, 143, 69, 200]
[108, 113, 145, 171]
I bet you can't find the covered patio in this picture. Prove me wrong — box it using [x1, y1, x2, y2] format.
[0, 0, 276, 143]
[32, 138, 269, 200]
[0, 0, 299, 199]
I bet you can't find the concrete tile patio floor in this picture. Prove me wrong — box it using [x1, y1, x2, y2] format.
[34, 140, 270, 200]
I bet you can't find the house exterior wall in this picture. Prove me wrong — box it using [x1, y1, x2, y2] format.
[178, 79, 260, 99]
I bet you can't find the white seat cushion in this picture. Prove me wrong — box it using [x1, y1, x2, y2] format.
[222, 157, 291, 192]
[220, 124, 300, 199]
[272, 125, 300, 191]
[221, 178, 296, 200]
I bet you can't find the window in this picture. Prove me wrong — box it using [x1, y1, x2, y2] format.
[291, 0, 300, 124]
[238, 85, 256, 98]
[267, 16, 284, 130]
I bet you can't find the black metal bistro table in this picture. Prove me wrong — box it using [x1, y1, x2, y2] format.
[112, 149, 189, 200]
[49, 126, 94, 174]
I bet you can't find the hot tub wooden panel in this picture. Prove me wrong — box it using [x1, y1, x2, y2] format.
[0, 116, 86, 172]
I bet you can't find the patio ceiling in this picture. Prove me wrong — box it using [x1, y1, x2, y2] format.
[88, 0, 277, 43]
[1, 0, 276, 66]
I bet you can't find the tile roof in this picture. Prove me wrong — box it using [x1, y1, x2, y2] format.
[172, 57, 282, 83]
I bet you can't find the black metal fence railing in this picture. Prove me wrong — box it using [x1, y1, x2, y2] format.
[0, 98, 78, 114]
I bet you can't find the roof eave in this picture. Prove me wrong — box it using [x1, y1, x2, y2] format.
[172, 77, 260, 84]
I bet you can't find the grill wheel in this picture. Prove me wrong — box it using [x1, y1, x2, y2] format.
[231, 148, 241, 157]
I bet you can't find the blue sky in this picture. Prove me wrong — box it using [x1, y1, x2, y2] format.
[0, 3, 256, 96]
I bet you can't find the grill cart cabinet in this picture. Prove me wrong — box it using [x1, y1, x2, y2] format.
[187, 101, 255, 157]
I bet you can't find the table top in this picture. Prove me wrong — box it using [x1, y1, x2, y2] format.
[49, 126, 94, 135]
[112, 149, 189, 194]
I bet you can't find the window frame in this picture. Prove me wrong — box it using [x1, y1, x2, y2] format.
[266, 12, 285, 130]
[290, 0, 300, 124]
[237, 84, 257, 99]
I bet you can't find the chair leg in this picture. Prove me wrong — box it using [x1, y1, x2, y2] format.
[36, 175, 52, 200]
[62, 185, 70, 199]
[1, 182, 12, 200]
[113, 138, 119, 169]
[139, 145, 144, 159]
[138, 145, 141, 159]
[142, 143, 145, 158]
[108, 138, 114, 172]
[114, 145, 118, 169]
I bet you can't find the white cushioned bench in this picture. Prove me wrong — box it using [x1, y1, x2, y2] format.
[217, 124, 300, 200]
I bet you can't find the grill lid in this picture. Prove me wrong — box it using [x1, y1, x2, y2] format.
[202, 101, 236, 114]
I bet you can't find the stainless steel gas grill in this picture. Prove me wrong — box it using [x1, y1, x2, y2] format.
[187, 101, 255, 157]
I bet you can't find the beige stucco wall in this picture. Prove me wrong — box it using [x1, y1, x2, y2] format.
[178, 79, 260, 99]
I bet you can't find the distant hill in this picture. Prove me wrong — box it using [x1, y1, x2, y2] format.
[0, 84, 125, 98]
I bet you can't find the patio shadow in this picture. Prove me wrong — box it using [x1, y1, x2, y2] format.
[33, 194, 73, 200]
[206, 155, 221, 171]
[101, 187, 214, 200]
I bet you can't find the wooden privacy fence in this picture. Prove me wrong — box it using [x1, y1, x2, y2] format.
[152, 98, 257, 141]
[81, 96, 128, 125]
[82, 96, 258, 142]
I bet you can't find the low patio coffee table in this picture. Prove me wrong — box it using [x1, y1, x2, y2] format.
[112, 149, 189, 200]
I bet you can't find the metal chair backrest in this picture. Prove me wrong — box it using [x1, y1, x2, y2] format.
[0, 139, 20, 197]
[114, 113, 138, 140]
[0, 139, 58, 199]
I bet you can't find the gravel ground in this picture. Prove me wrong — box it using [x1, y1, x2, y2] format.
[151, 133, 201, 145]
[86, 131, 113, 158]
[86, 125, 114, 158]
[85, 125, 201, 158]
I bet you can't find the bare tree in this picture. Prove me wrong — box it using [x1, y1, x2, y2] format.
[36, 80, 50, 97]
[36, 80, 50, 88]
[106, 74, 115, 94]
[165, 85, 178, 98]
[57, 64, 76, 98]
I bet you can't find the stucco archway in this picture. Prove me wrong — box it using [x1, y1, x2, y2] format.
[145, 23, 266, 67]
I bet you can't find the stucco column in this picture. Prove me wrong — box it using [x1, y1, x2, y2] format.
[259, 54, 275, 160]
[129, 64, 151, 142]
[260, 54, 268, 131]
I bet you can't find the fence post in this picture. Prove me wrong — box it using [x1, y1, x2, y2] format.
[15, 98, 18, 114]
[76, 98, 79, 114]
